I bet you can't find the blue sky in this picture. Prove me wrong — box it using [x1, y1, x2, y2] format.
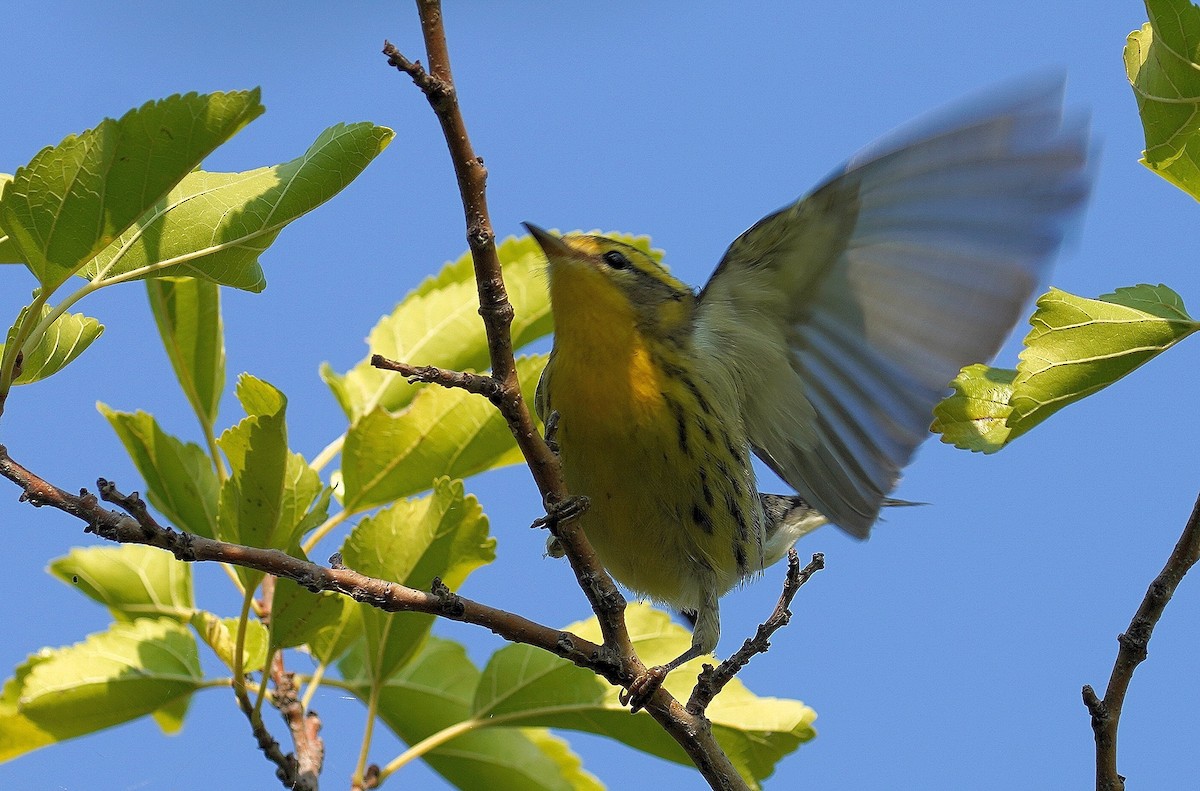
[2, 2, 1197, 789]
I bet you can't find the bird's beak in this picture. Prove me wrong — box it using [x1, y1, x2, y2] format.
[523, 222, 575, 259]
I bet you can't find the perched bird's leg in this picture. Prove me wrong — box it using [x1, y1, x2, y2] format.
[533, 409, 588, 557]
[531, 494, 590, 533]
[621, 643, 706, 714]
[543, 409, 562, 456]
[533, 493, 590, 559]
[622, 588, 720, 713]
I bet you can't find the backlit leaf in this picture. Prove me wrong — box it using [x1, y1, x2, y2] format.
[339, 478, 494, 683]
[0, 91, 263, 291]
[339, 355, 544, 513]
[3, 303, 103, 384]
[0, 619, 201, 761]
[80, 123, 393, 292]
[147, 277, 225, 431]
[1125, 0, 1200, 199]
[48, 544, 193, 622]
[97, 406, 219, 538]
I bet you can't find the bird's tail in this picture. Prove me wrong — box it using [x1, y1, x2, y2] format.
[761, 494, 922, 567]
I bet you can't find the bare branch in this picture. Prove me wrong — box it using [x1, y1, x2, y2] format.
[687, 551, 824, 715]
[370, 354, 500, 402]
[0, 444, 617, 680]
[1084, 490, 1200, 791]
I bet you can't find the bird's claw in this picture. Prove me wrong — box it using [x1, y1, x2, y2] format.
[530, 494, 590, 531]
[619, 665, 668, 713]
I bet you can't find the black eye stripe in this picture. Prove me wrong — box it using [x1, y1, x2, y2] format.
[602, 250, 631, 270]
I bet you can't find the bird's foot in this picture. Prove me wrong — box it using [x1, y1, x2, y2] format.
[620, 665, 670, 713]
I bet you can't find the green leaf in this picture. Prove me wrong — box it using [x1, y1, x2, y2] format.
[339, 354, 545, 514]
[473, 604, 815, 789]
[2, 302, 103, 384]
[215, 375, 328, 588]
[930, 365, 1018, 453]
[308, 594, 364, 664]
[147, 277, 225, 431]
[80, 122, 394, 292]
[934, 285, 1200, 452]
[1008, 285, 1200, 438]
[322, 231, 654, 421]
[0, 91, 264, 292]
[47, 544, 194, 622]
[340, 478, 494, 683]
[0, 619, 202, 761]
[0, 173, 20, 263]
[338, 637, 603, 791]
[151, 694, 191, 735]
[190, 612, 268, 673]
[269, 578, 348, 651]
[97, 406, 219, 538]
[217, 375, 289, 587]
[1125, 0, 1200, 198]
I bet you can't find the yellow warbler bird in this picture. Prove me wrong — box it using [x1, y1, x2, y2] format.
[527, 79, 1088, 699]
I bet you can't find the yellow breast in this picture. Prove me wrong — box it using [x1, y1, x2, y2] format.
[542, 304, 763, 610]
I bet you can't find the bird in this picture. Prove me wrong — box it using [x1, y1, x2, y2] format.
[525, 78, 1089, 705]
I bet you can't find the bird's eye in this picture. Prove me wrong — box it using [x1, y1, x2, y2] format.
[602, 250, 631, 270]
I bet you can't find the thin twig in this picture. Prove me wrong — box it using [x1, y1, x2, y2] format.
[1083, 491, 1200, 791]
[687, 551, 824, 715]
[370, 354, 500, 402]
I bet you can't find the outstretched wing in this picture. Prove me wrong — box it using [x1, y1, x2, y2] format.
[693, 79, 1089, 537]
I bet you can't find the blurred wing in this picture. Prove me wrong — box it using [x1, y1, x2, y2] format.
[694, 79, 1089, 537]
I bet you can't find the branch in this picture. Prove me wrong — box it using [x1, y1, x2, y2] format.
[0, 444, 618, 680]
[271, 653, 324, 790]
[370, 354, 500, 402]
[687, 551, 824, 715]
[379, 9, 752, 786]
[1083, 490, 1200, 791]
[381, 6, 638, 666]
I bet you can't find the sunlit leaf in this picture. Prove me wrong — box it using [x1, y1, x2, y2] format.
[0, 91, 263, 291]
[0, 173, 20, 264]
[930, 365, 1018, 453]
[214, 375, 327, 589]
[80, 122, 394, 292]
[1125, 0, 1200, 198]
[2, 303, 103, 384]
[339, 355, 544, 513]
[473, 604, 816, 789]
[48, 544, 194, 622]
[338, 637, 603, 791]
[322, 232, 653, 421]
[935, 285, 1200, 451]
[190, 612, 268, 673]
[1008, 285, 1199, 438]
[0, 619, 201, 762]
[97, 406, 219, 538]
[147, 277, 225, 431]
[307, 595, 364, 665]
[339, 478, 494, 683]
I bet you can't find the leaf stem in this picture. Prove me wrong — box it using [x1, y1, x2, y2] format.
[231, 587, 256, 702]
[375, 719, 480, 783]
[302, 508, 351, 554]
[311, 434, 343, 474]
[253, 645, 280, 719]
[352, 681, 382, 788]
[299, 659, 329, 711]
